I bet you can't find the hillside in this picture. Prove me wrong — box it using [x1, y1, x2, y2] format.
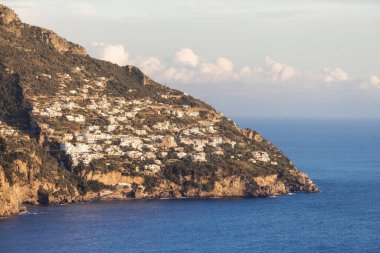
[0, 5, 318, 217]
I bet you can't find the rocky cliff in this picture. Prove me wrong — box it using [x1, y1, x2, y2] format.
[0, 5, 318, 217]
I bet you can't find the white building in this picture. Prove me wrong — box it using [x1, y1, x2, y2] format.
[144, 164, 161, 173]
[127, 151, 143, 159]
[191, 152, 207, 162]
[120, 137, 143, 149]
[176, 152, 188, 159]
[253, 151, 270, 162]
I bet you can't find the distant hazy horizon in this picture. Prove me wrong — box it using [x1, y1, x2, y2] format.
[5, 0, 380, 119]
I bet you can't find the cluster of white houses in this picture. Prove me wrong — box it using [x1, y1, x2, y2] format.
[26, 68, 275, 172]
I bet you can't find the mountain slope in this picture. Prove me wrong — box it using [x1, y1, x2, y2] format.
[0, 5, 318, 217]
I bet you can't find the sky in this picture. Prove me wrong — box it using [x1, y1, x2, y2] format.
[4, 0, 380, 118]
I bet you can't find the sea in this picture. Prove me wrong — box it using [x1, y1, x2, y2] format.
[0, 118, 379, 253]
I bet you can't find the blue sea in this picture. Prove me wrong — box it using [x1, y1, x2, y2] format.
[1, 119, 379, 253]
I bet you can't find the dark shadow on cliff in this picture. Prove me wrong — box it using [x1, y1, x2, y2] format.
[0, 63, 31, 133]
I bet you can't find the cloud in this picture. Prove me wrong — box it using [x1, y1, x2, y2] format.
[164, 54, 254, 83]
[94, 43, 129, 66]
[164, 67, 195, 83]
[260, 58, 351, 85]
[174, 48, 200, 67]
[90, 43, 361, 92]
[369, 75, 380, 88]
[238, 66, 253, 79]
[199, 57, 235, 80]
[360, 74, 380, 90]
[265, 57, 298, 82]
[133, 57, 163, 74]
[323, 67, 349, 82]
[216, 57, 234, 72]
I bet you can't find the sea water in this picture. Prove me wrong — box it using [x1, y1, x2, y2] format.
[0, 119, 379, 252]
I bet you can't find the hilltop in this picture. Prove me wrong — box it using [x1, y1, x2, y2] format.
[0, 5, 317, 217]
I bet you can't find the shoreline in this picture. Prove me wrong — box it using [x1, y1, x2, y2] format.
[1, 190, 318, 219]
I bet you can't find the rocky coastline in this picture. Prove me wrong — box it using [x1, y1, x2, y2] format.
[0, 5, 318, 218]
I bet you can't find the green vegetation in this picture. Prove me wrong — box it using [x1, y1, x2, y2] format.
[143, 175, 160, 193]
[163, 159, 218, 191]
[87, 180, 109, 192]
[0, 65, 31, 130]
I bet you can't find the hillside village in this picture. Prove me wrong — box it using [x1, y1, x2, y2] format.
[28, 66, 271, 175]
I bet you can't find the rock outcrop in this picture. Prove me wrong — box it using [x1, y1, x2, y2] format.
[0, 5, 318, 217]
[0, 166, 20, 216]
[30, 27, 87, 56]
[0, 5, 86, 55]
[240, 128, 264, 143]
[0, 5, 21, 25]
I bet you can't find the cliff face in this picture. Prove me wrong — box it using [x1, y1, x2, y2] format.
[0, 123, 80, 216]
[0, 166, 19, 216]
[0, 5, 318, 217]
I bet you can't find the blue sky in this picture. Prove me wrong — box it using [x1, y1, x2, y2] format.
[4, 0, 380, 118]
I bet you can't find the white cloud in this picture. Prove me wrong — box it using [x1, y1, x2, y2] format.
[164, 67, 195, 83]
[360, 74, 380, 90]
[91, 45, 241, 83]
[323, 67, 349, 82]
[216, 57, 234, 72]
[95, 43, 129, 66]
[265, 57, 298, 82]
[132, 56, 163, 74]
[199, 57, 235, 80]
[369, 75, 380, 88]
[239, 66, 253, 79]
[174, 48, 200, 67]
[90, 43, 361, 91]
[149, 48, 241, 83]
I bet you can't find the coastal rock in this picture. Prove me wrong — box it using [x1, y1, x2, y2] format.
[292, 171, 319, 192]
[159, 191, 170, 198]
[18, 205, 27, 213]
[172, 190, 182, 199]
[132, 191, 144, 199]
[0, 167, 20, 216]
[253, 174, 287, 196]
